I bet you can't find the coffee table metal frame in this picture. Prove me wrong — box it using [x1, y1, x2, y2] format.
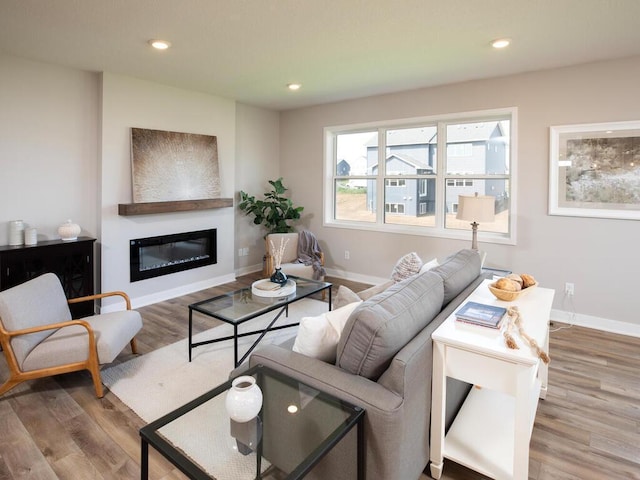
[188, 276, 332, 366]
[139, 364, 365, 480]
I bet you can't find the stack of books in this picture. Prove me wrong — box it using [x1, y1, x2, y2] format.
[455, 301, 507, 329]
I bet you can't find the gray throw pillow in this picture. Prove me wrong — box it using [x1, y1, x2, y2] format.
[336, 271, 444, 380]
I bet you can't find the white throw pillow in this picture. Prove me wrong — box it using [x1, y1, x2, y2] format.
[292, 301, 361, 362]
[419, 257, 439, 274]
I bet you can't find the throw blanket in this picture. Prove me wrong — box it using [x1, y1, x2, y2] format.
[295, 230, 326, 280]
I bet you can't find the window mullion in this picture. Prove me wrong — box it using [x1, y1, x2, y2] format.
[377, 128, 386, 224]
[435, 121, 447, 228]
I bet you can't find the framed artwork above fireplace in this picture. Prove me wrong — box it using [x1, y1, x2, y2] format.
[130, 128, 221, 203]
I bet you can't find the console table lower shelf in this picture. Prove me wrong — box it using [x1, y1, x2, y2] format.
[440, 381, 541, 479]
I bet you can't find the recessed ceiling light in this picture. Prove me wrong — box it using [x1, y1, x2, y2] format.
[287, 83, 301, 91]
[149, 39, 171, 50]
[491, 38, 511, 49]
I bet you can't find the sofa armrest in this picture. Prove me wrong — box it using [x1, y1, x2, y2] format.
[246, 344, 403, 413]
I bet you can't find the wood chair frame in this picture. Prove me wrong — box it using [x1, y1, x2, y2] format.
[0, 291, 138, 398]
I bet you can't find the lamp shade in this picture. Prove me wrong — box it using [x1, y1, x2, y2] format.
[456, 194, 495, 223]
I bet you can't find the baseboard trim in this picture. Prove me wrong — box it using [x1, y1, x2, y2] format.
[235, 263, 263, 277]
[101, 273, 237, 312]
[551, 309, 640, 338]
[324, 267, 389, 288]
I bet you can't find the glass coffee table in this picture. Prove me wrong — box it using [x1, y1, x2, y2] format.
[188, 276, 332, 366]
[140, 364, 365, 480]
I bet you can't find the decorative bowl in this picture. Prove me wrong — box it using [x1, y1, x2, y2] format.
[488, 281, 538, 301]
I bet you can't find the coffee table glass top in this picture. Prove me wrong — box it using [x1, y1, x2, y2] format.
[190, 276, 331, 324]
[141, 365, 363, 480]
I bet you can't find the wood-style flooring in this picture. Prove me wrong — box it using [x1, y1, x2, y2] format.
[0, 273, 638, 479]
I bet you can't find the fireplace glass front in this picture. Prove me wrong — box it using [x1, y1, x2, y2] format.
[130, 229, 216, 282]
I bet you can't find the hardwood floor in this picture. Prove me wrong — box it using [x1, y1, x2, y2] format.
[1, 273, 638, 479]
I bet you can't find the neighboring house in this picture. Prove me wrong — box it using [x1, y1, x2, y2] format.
[337, 159, 351, 176]
[364, 122, 508, 217]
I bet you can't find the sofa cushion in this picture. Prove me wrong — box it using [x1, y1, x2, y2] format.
[431, 249, 481, 306]
[336, 271, 444, 380]
[292, 301, 361, 362]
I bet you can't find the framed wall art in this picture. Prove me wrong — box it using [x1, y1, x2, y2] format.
[130, 128, 220, 203]
[549, 120, 640, 220]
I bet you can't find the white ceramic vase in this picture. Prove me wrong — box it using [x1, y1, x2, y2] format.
[225, 375, 263, 423]
[58, 219, 81, 241]
[8, 220, 24, 246]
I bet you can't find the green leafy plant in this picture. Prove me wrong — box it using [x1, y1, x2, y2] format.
[238, 178, 304, 234]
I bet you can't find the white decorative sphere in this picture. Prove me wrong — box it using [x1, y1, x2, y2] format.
[225, 375, 263, 422]
[58, 219, 81, 241]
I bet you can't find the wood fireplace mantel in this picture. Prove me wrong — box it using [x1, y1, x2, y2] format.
[118, 198, 233, 216]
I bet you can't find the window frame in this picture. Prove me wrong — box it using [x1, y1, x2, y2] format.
[323, 107, 518, 246]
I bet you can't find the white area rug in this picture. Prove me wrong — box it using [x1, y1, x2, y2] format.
[101, 298, 328, 478]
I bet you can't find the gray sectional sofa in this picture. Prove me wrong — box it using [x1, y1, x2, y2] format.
[240, 249, 485, 479]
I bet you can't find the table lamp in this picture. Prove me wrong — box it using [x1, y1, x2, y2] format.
[456, 193, 495, 250]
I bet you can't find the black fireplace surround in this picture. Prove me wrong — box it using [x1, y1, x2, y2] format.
[130, 229, 217, 282]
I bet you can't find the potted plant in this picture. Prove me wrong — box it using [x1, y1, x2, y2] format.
[238, 178, 304, 234]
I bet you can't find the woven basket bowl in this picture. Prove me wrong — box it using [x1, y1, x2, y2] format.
[488, 281, 538, 301]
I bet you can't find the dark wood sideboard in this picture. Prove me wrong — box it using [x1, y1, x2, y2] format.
[0, 237, 96, 318]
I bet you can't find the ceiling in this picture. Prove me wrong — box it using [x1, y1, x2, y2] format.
[2, 0, 640, 111]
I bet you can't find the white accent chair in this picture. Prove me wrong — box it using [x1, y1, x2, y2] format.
[0, 273, 142, 398]
[263, 232, 324, 280]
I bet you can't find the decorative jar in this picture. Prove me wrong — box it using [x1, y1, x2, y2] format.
[225, 375, 263, 423]
[8, 220, 24, 246]
[58, 219, 81, 241]
[270, 267, 288, 285]
[24, 227, 37, 246]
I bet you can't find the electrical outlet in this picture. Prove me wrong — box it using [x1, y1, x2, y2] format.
[242, 247, 249, 256]
[565, 282, 574, 296]
[238, 248, 243, 257]
[344, 250, 350, 260]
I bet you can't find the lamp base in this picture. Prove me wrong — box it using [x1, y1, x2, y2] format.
[470, 222, 479, 250]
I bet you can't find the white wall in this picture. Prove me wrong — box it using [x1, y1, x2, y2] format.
[100, 73, 237, 308]
[0, 53, 99, 242]
[280, 55, 640, 334]
[234, 103, 281, 275]
[0, 55, 280, 311]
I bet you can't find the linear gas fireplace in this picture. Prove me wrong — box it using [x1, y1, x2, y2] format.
[130, 229, 217, 282]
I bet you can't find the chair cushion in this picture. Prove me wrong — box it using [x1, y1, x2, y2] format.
[0, 273, 72, 367]
[22, 310, 143, 371]
[431, 249, 482, 306]
[336, 271, 444, 380]
[279, 262, 315, 279]
[267, 233, 299, 264]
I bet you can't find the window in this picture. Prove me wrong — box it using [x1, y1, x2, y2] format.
[325, 108, 516, 245]
[385, 203, 405, 214]
[385, 179, 406, 187]
[447, 143, 472, 157]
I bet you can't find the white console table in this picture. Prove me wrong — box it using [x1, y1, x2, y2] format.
[430, 279, 554, 480]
